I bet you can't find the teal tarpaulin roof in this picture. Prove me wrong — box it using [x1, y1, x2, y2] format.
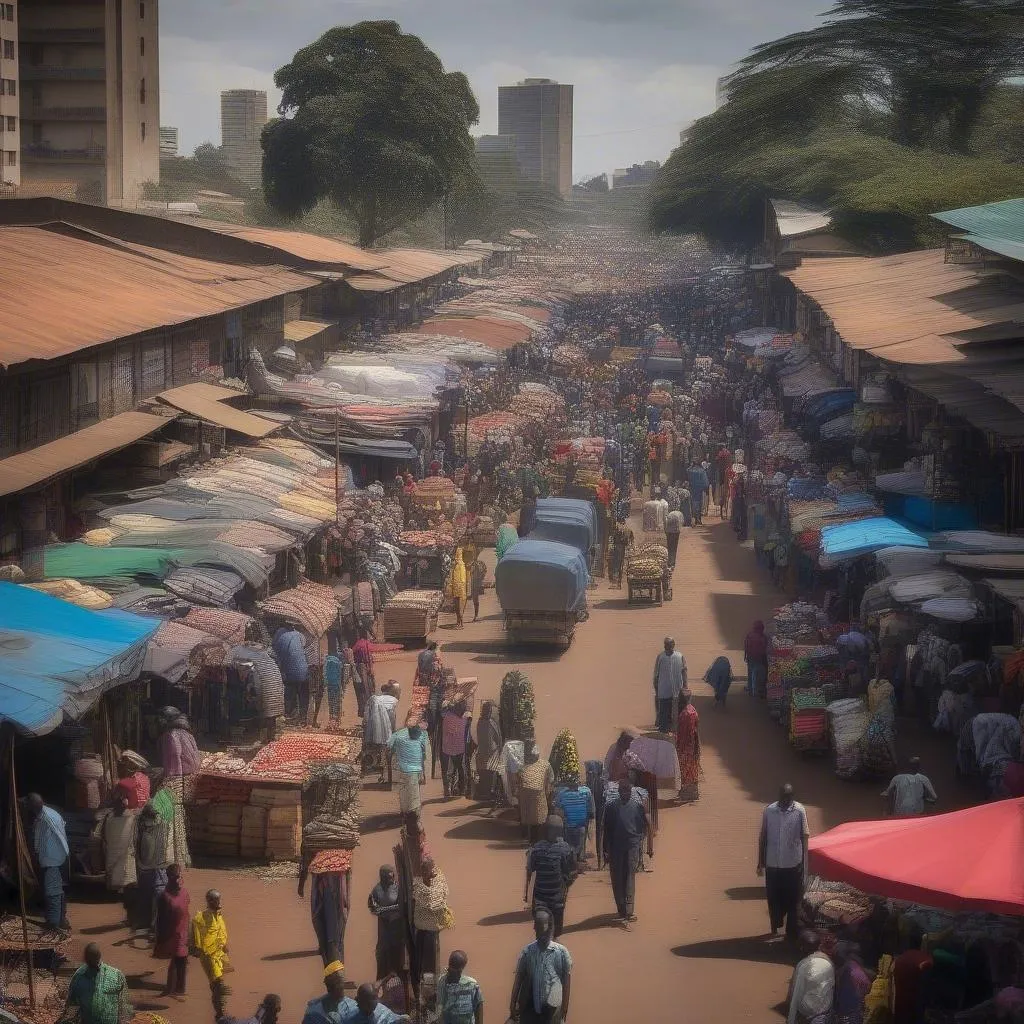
[820, 517, 927, 561]
[932, 199, 1024, 245]
[0, 582, 160, 735]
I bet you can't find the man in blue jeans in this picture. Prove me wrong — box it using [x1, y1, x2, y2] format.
[27, 792, 70, 932]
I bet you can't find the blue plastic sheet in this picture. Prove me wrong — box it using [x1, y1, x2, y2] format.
[0, 582, 160, 734]
[495, 540, 590, 613]
[820, 518, 927, 561]
[534, 498, 596, 551]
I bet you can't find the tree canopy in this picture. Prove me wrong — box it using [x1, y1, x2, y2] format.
[262, 21, 480, 247]
[650, 1, 1024, 252]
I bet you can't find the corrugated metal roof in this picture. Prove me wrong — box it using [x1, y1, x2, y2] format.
[983, 578, 1024, 610]
[0, 225, 321, 368]
[158, 383, 281, 438]
[947, 554, 1024, 573]
[933, 199, 1024, 244]
[346, 273, 402, 293]
[897, 366, 1024, 441]
[782, 249, 1024, 363]
[172, 218, 389, 272]
[770, 198, 833, 239]
[283, 319, 335, 343]
[416, 316, 532, 350]
[955, 234, 1024, 264]
[0, 410, 175, 498]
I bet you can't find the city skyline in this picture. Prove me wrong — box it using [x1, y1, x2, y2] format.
[158, 0, 823, 181]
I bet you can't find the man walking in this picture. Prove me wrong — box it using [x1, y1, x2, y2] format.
[510, 908, 573, 1023]
[524, 816, 577, 939]
[653, 637, 685, 733]
[191, 888, 230, 1017]
[665, 506, 684, 569]
[26, 792, 69, 933]
[388, 713, 429, 814]
[272, 625, 308, 721]
[602, 779, 651, 924]
[882, 756, 937, 817]
[64, 943, 132, 1024]
[436, 950, 484, 1024]
[757, 783, 809, 942]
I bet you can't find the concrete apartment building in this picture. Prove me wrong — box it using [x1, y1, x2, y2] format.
[0, 2, 19, 186]
[158, 123, 176, 157]
[220, 88, 266, 189]
[18, 0, 160, 205]
[612, 160, 660, 189]
[497, 78, 573, 197]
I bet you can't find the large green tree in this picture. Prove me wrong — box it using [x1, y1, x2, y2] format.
[726, 0, 1024, 154]
[262, 21, 480, 247]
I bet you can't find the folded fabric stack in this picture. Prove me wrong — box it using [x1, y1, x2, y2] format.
[382, 589, 444, 640]
[302, 811, 361, 851]
[790, 688, 830, 750]
[828, 698, 871, 779]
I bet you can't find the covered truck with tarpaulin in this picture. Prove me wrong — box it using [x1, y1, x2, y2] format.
[530, 497, 597, 557]
[495, 539, 589, 649]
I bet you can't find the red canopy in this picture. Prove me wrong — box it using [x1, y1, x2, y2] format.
[809, 798, 1024, 915]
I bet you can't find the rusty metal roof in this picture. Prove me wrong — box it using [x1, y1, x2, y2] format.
[0, 410, 175, 498]
[345, 273, 402, 293]
[783, 249, 1024, 363]
[416, 315, 532, 350]
[157, 383, 281, 438]
[283, 319, 335, 343]
[173, 218, 389, 272]
[0, 225, 322, 368]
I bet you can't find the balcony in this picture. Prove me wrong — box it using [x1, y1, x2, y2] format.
[27, 105, 106, 122]
[22, 143, 105, 163]
[20, 28, 105, 44]
[20, 66, 105, 81]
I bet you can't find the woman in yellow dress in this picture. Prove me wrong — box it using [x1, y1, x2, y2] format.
[449, 547, 468, 628]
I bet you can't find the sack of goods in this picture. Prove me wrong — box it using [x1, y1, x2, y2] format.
[828, 697, 871, 779]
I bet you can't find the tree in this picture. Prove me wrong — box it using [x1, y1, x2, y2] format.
[727, 0, 1024, 155]
[579, 174, 609, 193]
[262, 21, 481, 247]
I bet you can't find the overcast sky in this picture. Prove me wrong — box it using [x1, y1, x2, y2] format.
[161, 0, 823, 181]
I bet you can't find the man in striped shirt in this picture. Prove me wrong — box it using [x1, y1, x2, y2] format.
[524, 817, 577, 939]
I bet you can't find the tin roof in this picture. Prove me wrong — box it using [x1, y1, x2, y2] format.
[770, 198, 833, 239]
[157, 382, 281, 438]
[0, 409, 176, 498]
[0, 225, 321, 368]
[783, 249, 1024, 363]
[283, 319, 335, 343]
[415, 316, 532, 350]
[932, 199, 1024, 244]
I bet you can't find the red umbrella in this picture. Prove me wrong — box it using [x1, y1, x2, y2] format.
[809, 798, 1024, 915]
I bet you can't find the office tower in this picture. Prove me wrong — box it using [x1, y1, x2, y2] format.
[497, 78, 573, 197]
[19, 0, 160, 205]
[158, 124, 177, 158]
[0, 2, 18, 186]
[220, 88, 267, 189]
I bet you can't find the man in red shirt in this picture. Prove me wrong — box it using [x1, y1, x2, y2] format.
[892, 923, 933, 1024]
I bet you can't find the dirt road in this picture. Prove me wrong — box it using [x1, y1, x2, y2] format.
[65, 521, 968, 1023]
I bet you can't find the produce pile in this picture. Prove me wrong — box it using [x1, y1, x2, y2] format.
[334, 491, 405, 551]
[463, 411, 526, 456]
[549, 728, 582, 784]
[509, 383, 566, 423]
[244, 732, 361, 782]
[625, 556, 664, 581]
[551, 343, 588, 370]
[551, 437, 605, 469]
[648, 389, 673, 407]
[499, 670, 536, 742]
[309, 848, 354, 873]
[400, 529, 455, 551]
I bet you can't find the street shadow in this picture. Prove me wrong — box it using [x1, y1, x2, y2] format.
[361, 812, 402, 834]
[78, 922, 123, 936]
[724, 886, 766, 901]
[432, 803, 491, 818]
[444, 818, 517, 842]
[671, 935, 799, 966]
[125, 971, 168, 993]
[592, 598, 632, 611]
[478, 909, 532, 927]
[262, 949, 321, 962]
[561, 913, 621, 934]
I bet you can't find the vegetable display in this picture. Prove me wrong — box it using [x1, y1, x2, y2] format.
[499, 669, 536, 742]
[549, 728, 581, 784]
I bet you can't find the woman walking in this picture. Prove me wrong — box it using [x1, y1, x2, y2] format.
[475, 701, 502, 801]
[676, 693, 701, 803]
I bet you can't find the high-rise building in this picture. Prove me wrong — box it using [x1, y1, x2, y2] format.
[612, 161, 660, 189]
[0, 2, 19, 187]
[220, 89, 267, 189]
[18, 0, 160, 205]
[158, 125, 177, 158]
[497, 78, 573, 197]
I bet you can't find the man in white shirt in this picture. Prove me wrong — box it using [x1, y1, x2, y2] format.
[787, 930, 835, 1024]
[653, 637, 686, 733]
[882, 756, 937, 817]
[756, 783, 809, 941]
[665, 509, 684, 568]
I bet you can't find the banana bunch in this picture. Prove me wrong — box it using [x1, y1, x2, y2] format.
[499, 669, 536, 740]
[549, 728, 581, 784]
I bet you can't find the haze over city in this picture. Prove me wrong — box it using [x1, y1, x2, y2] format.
[160, 0, 823, 179]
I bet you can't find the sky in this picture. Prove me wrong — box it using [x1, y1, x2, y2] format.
[160, 0, 824, 182]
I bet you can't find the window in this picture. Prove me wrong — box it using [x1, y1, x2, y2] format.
[4, 6, 12, 22]
[2, 40, 12, 60]
[2, 79, 14, 97]
[140, 35, 145, 56]
[5, 151, 15, 166]
[141, 121, 146, 142]
[139, 78, 145, 104]
[139, 1, 144, 18]
[6, 117, 14, 132]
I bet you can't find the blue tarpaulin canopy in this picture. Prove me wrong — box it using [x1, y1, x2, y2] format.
[532, 498, 597, 552]
[820, 517, 927, 562]
[0, 582, 160, 735]
[495, 539, 590, 613]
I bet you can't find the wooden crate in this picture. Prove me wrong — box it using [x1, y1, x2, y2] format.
[249, 786, 302, 808]
[240, 805, 267, 860]
[265, 804, 302, 860]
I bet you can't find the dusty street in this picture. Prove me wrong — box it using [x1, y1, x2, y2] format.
[65, 519, 969, 1023]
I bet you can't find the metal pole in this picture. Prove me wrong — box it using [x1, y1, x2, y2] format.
[9, 737, 35, 1008]
[335, 411, 341, 522]
[464, 394, 469, 463]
